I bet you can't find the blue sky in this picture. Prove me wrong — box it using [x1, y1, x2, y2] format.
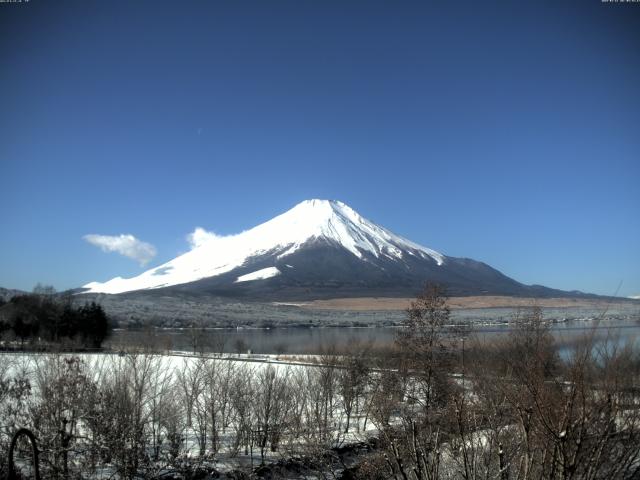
[1, 0, 639, 297]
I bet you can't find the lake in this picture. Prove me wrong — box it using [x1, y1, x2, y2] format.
[107, 314, 640, 355]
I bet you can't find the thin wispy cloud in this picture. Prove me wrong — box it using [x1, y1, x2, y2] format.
[186, 227, 223, 249]
[83, 234, 157, 266]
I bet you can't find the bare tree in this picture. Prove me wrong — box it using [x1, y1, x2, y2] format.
[0, 356, 32, 477]
[229, 364, 256, 457]
[395, 282, 452, 411]
[202, 357, 236, 454]
[253, 365, 290, 464]
[30, 355, 93, 479]
[178, 357, 208, 457]
[338, 344, 370, 433]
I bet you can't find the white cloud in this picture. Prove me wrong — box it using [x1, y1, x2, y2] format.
[186, 227, 222, 249]
[83, 234, 157, 266]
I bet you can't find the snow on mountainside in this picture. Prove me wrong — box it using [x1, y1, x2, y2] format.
[83, 199, 445, 294]
[235, 267, 281, 283]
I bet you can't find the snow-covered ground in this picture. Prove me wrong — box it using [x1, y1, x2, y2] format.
[0, 351, 381, 478]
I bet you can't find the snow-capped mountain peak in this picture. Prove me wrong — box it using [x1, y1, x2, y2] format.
[287, 199, 443, 262]
[83, 199, 444, 294]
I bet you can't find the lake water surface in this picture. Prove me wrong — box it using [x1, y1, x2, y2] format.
[107, 315, 640, 355]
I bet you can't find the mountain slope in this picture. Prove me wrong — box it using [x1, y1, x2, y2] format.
[83, 199, 444, 295]
[82, 199, 588, 300]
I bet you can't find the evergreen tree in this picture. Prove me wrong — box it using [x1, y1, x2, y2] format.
[79, 302, 110, 348]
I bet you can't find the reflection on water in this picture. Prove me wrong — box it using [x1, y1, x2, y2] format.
[107, 316, 640, 355]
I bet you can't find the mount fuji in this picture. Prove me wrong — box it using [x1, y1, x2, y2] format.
[82, 199, 585, 300]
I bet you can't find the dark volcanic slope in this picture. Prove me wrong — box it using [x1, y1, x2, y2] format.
[140, 238, 592, 301]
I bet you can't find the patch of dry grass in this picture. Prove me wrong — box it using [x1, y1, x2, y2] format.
[302, 296, 634, 311]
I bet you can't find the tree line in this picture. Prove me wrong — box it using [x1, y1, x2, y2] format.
[0, 286, 111, 349]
